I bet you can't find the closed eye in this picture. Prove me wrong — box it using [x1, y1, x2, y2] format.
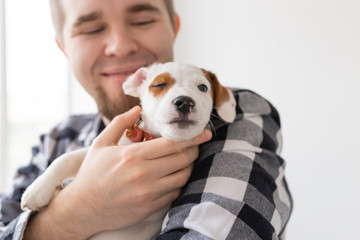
[132, 19, 156, 26]
[81, 26, 105, 35]
[151, 83, 167, 88]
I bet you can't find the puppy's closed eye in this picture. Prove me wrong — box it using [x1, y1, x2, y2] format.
[151, 82, 167, 89]
[148, 72, 175, 97]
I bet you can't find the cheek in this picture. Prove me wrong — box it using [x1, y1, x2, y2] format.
[66, 39, 100, 88]
[156, 36, 174, 62]
[138, 26, 175, 62]
[142, 94, 171, 121]
[198, 94, 213, 113]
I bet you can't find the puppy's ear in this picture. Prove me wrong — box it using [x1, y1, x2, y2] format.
[123, 67, 148, 97]
[202, 69, 236, 123]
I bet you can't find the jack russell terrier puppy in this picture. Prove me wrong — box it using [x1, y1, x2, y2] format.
[21, 62, 236, 240]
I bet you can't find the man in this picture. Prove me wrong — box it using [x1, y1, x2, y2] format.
[0, 0, 292, 239]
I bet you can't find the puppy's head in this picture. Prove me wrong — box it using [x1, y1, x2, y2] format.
[123, 62, 236, 141]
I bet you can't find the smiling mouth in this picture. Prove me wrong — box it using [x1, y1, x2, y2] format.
[102, 63, 150, 77]
[102, 69, 137, 77]
[102, 71, 134, 77]
[169, 118, 197, 129]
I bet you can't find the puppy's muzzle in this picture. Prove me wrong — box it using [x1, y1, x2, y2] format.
[173, 96, 195, 116]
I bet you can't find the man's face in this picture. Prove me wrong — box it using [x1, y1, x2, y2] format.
[60, 0, 177, 120]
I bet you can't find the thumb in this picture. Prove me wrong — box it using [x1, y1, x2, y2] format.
[95, 106, 142, 146]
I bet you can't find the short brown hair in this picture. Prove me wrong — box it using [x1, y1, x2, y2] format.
[49, 0, 64, 42]
[49, 0, 176, 44]
[163, 0, 176, 29]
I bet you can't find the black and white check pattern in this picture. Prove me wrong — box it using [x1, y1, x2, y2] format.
[0, 89, 292, 240]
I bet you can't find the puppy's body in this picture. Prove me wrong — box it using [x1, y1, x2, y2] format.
[21, 62, 236, 240]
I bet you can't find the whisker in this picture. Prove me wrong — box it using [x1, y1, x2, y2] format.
[176, 141, 186, 154]
[210, 113, 222, 121]
[208, 120, 217, 138]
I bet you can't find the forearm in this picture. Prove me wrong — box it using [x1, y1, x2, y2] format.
[23, 211, 70, 240]
[1, 115, 105, 239]
[23, 184, 96, 240]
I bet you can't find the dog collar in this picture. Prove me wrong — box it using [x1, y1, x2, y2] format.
[126, 125, 155, 142]
[126, 117, 155, 142]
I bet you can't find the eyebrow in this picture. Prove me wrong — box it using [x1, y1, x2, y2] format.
[127, 3, 161, 15]
[73, 11, 102, 28]
[72, 4, 161, 29]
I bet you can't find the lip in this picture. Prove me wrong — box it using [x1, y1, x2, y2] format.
[169, 118, 197, 129]
[102, 66, 138, 76]
[101, 64, 148, 82]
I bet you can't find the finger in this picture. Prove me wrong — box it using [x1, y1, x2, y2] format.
[147, 189, 182, 212]
[153, 164, 193, 198]
[149, 146, 198, 178]
[95, 106, 141, 146]
[138, 129, 212, 159]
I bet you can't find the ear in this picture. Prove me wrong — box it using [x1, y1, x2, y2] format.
[202, 69, 236, 123]
[174, 14, 181, 38]
[123, 67, 148, 97]
[55, 38, 66, 55]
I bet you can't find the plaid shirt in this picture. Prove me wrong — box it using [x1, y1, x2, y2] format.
[0, 89, 292, 240]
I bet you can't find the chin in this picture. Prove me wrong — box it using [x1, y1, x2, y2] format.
[159, 124, 204, 142]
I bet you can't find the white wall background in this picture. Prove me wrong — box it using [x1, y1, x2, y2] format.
[0, 0, 71, 192]
[173, 0, 360, 239]
[0, 0, 359, 239]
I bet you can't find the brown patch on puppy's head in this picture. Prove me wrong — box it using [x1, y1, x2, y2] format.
[201, 69, 230, 107]
[201, 69, 236, 123]
[149, 72, 176, 97]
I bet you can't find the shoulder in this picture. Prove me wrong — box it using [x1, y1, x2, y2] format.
[33, 113, 102, 162]
[46, 113, 101, 141]
[209, 88, 282, 153]
[230, 88, 280, 124]
[212, 88, 281, 130]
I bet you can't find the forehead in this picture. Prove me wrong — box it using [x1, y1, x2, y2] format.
[149, 63, 208, 85]
[146, 63, 211, 98]
[62, 0, 167, 12]
[62, 0, 168, 27]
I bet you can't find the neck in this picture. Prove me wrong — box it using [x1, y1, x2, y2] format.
[101, 115, 111, 126]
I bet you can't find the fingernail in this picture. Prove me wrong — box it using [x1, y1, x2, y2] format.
[202, 130, 212, 140]
[128, 105, 140, 113]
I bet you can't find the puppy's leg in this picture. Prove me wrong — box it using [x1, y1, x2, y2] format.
[21, 148, 88, 211]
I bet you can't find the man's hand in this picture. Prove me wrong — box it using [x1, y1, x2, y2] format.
[24, 106, 212, 239]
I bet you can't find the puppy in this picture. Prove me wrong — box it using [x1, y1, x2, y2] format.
[21, 62, 236, 239]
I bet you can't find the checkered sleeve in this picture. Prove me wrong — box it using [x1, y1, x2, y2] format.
[0, 133, 52, 240]
[0, 114, 100, 240]
[157, 89, 293, 240]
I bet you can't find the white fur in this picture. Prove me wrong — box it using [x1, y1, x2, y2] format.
[21, 62, 235, 240]
[215, 88, 237, 123]
[124, 62, 216, 141]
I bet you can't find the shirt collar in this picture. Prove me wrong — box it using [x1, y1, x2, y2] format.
[78, 113, 105, 147]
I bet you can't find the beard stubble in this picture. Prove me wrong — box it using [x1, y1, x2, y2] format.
[94, 86, 140, 121]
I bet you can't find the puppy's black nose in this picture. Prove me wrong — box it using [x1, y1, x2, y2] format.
[173, 96, 195, 115]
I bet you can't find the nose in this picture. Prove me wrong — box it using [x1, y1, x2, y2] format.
[173, 96, 195, 115]
[104, 28, 139, 57]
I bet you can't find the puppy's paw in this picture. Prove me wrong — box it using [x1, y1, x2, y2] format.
[21, 178, 58, 211]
